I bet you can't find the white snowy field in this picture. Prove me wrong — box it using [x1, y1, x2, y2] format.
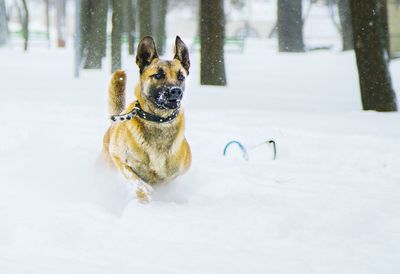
[0, 40, 400, 274]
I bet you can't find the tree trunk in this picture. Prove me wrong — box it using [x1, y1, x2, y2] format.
[0, 0, 8, 46]
[153, 0, 167, 55]
[21, 0, 29, 51]
[277, 0, 304, 52]
[80, 0, 108, 69]
[350, 0, 397, 111]
[111, 0, 123, 73]
[45, 0, 50, 47]
[74, 0, 81, 78]
[337, 0, 353, 51]
[56, 0, 66, 47]
[200, 0, 227, 86]
[138, 0, 152, 38]
[126, 0, 135, 55]
[378, 0, 390, 58]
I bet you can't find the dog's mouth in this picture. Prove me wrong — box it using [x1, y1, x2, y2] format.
[162, 98, 181, 109]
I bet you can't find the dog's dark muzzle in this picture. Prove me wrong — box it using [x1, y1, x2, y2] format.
[152, 87, 183, 109]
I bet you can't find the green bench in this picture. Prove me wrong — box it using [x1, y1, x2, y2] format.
[10, 30, 49, 40]
[190, 35, 245, 53]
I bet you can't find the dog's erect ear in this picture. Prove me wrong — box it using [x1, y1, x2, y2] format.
[174, 36, 190, 74]
[136, 36, 159, 73]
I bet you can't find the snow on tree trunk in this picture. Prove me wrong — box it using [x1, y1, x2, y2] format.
[350, 0, 397, 111]
[111, 0, 123, 73]
[0, 0, 8, 46]
[200, 0, 227, 86]
[277, 0, 304, 52]
[80, 0, 108, 69]
[338, 0, 353, 51]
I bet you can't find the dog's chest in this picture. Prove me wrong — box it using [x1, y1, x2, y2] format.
[131, 122, 181, 184]
[134, 145, 181, 185]
[147, 148, 175, 177]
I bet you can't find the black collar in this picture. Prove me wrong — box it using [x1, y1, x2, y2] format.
[110, 102, 180, 123]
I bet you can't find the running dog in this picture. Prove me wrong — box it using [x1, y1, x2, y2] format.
[101, 36, 191, 202]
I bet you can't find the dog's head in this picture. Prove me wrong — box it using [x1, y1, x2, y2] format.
[135, 36, 190, 111]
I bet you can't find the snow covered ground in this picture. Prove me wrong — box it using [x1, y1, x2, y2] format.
[1, 40, 400, 274]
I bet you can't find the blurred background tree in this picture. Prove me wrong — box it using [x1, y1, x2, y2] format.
[45, 0, 49, 46]
[138, 0, 167, 55]
[277, 0, 304, 52]
[138, 0, 151, 38]
[123, 0, 136, 55]
[111, 0, 123, 73]
[21, 0, 28, 51]
[0, 0, 7, 46]
[337, 0, 353, 51]
[350, 0, 397, 111]
[56, 0, 66, 47]
[153, 0, 167, 55]
[200, 0, 227, 86]
[80, 0, 108, 69]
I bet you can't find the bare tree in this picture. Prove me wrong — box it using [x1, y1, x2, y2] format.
[277, 0, 304, 52]
[80, 0, 108, 69]
[138, 0, 152, 38]
[56, 0, 66, 47]
[137, 0, 167, 55]
[45, 0, 50, 47]
[337, 0, 353, 51]
[124, 0, 136, 55]
[350, 0, 397, 111]
[22, 0, 29, 51]
[200, 0, 227, 86]
[111, 0, 123, 72]
[153, 0, 167, 55]
[0, 0, 8, 46]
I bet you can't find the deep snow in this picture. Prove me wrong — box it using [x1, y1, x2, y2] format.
[0, 40, 400, 274]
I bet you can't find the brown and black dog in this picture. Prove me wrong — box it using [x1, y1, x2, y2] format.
[101, 36, 191, 202]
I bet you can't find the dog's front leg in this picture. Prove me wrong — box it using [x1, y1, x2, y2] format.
[121, 164, 154, 203]
[122, 164, 154, 203]
[112, 156, 153, 203]
[121, 167, 153, 203]
[112, 155, 140, 179]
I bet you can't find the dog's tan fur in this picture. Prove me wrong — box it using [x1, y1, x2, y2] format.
[101, 36, 191, 195]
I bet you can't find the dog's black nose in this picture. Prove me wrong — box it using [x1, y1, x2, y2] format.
[167, 87, 183, 100]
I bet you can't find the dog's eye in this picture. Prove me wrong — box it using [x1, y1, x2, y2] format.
[177, 72, 185, 81]
[153, 73, 164, 80]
